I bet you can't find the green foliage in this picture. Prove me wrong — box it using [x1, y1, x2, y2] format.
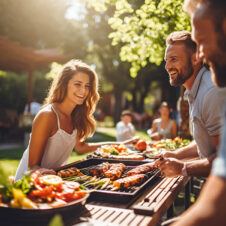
[87, 0, 191, 77]
[48, 214, 64, 226]
[46, 62, 63, 80]
[0, 71, 27, 112]
[0, 70, 50, 113]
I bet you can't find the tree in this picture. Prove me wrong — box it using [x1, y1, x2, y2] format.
[87, 0, 191, 77]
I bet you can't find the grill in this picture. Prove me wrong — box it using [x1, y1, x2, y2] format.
[57, 159, 160, 204]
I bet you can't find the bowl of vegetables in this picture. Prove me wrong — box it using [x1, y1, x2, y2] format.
[0, 171, 89, 226]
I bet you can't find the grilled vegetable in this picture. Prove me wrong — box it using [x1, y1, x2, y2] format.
[40, 175, 63, 186]
[126, 163, 155, 176]
[11, 188, 37, 209]
[57, 167, 80, 178]
[113, 174, 146, 190]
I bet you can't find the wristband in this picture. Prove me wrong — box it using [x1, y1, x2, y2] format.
[181, 162, 188, 176]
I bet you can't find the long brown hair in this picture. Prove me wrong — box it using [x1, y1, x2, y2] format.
[44, 59, 99, 140]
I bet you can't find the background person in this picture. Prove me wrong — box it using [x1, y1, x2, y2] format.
[149, 101, 177, 140]
[116, 110, 136, 142]
[15, 60, 136, 181]
[24, 99, 41, 115]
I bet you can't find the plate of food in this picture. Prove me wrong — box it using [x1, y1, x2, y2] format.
[0, 171, 89, 226]
[151, 137, 191, 151]
[92, 143, 145, 160]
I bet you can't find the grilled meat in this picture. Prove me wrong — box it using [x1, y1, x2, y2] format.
[89, 162, 111, 177]
[126, 163, 155, 176]
[113, 174, 146, 189]
[57, 167, 80, 178]
[104, 163, 126, 180]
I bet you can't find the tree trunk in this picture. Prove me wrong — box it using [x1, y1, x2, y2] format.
[113, 88, 123, 124]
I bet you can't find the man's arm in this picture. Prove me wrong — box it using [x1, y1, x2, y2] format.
[163, 140, 198, 160]
[155, 155, 215, 177]
[186, 154, 216, 177]
[173, 174, 226, 226]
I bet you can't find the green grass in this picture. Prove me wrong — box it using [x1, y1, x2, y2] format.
[0, 128, 149, 180]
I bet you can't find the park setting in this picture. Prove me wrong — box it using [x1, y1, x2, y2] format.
[0, 0, 226, 226]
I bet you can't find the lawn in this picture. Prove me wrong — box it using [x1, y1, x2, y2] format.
[0, 128, 149, 180]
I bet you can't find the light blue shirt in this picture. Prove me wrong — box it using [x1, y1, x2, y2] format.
[185, 67, 225, 158]
[212, 102, 226, 178]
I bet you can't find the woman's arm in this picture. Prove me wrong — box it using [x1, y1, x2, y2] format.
[75, 135, 139, 154]
[28, 111, 56, 171]
[150, 120, 163, 140]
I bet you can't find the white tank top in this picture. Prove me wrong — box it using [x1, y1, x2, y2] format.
[15, 104, 77, 181]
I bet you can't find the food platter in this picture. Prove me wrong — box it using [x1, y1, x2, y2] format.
[0, 193, 89, 226]
[88, 138, 191, 160]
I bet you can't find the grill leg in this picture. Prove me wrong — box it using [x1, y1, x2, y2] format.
[167, 204, 174, 218]
[185, 179, 191, 209]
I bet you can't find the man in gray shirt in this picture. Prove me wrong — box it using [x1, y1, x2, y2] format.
[156, 31, 225, 177]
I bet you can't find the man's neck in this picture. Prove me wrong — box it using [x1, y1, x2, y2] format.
[183, 65, 202, 90]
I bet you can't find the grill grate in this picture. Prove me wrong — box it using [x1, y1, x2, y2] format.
[58, 159, 160, 204]
[80, 165, 159, 193]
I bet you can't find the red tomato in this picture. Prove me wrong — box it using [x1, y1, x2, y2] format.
[135, 140, 147, 151]
[29, 186, 54, 198]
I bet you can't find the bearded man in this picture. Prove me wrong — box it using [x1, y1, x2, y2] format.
[170, 0, 226, 225]
[156, 31, 225, 178]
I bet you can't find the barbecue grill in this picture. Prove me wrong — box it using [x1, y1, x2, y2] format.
[57, 159, 161, 205]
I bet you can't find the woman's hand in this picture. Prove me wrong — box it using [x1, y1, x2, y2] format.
[123, 136, 139, 145]
[31, 165, 56, 176]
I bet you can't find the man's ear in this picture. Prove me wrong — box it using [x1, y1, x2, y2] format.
[191, 52, 201, 66]
[223, 17, 226, 36]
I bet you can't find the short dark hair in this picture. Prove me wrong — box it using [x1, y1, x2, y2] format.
[184, 0, 226, 15]
[160, 101, 170, 109]
[166, 31, 197, 54]
[183, 0, 226, 33]
[121, 110, 132, 117]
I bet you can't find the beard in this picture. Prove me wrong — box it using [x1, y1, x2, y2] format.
[170, 57, 194, 87]
[208, 35, 226, 88]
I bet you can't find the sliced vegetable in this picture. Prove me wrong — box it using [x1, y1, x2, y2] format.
[40, 175, 63, 186]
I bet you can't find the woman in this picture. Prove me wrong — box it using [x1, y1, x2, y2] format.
[149, 102, 177, 140]
[15, 60, 136, 181]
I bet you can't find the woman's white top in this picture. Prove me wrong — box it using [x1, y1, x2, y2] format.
[156, 118, 173, 139]
[15, 104, 76, 181]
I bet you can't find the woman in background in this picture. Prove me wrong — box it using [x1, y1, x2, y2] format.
[149, 102, 177, 140]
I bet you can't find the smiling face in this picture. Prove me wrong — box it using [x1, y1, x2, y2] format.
[192, 6, 226, 87]
[165, 43, 194, 87]
[159, 106, 170, 118]
[66, 72, 90, 106]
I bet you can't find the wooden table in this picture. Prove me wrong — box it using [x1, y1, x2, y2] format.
[74, 176, 190, 226]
